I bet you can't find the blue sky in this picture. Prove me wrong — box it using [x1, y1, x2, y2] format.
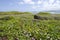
[0, 0, 60, 12]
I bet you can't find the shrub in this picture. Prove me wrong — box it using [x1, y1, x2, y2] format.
[0, 16, 14, 20]
[37, 12, 51, 15]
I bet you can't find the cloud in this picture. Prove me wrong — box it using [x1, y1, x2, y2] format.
[42, 0, 60, 10]
[23, 0, 35, 4]
[18, 0, 35, 4]
[36, 0, 60, 10]
[32, 6, 37, 9]
[37, 1, 42, 4]
[49, 0, 55, 4]
[29, 1, 35, 4]
[32, 5, 41, 8]
[56, 0, 60, 4]
[18, 0, 60, 11]
[23, 0, 32, 3]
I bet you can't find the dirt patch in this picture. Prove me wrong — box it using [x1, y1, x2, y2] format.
[0, 35, 8, 40]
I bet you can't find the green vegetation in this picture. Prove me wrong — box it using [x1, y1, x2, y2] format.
[0, 11, 32, 15]
[37, 12, 51, 15]
[0, 11, 60, 40]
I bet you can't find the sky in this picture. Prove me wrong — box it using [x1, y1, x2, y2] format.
[0, 0, 60, 12]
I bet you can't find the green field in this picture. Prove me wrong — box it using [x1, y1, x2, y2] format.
[0, 12, 60, 40]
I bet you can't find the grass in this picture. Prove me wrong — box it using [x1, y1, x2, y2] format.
[0, 12, 60, 40]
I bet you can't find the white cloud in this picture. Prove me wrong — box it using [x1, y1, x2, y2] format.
[36, 0, 60, 10]
[56, 0, 60, 4]
[32, 6, 37, 9]
[23, 0, 35, 4]
[32, 5, 41, 10]
[29, 1, 35, 4]
[18, 0, 35, 4]
[37, 1, 42, 4]
[42, 0, 60, 10]
[23, 0, 32, 3]
[49, 0, 55, 4]
[18, 0, 60, 10]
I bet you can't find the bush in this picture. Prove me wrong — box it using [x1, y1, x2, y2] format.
[24, 12, 32, 14]
[0, 16, 14, 20]
[34, 15, 52, 20]
[54, 17, 60, 20]
[37, 12, 51, 15]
